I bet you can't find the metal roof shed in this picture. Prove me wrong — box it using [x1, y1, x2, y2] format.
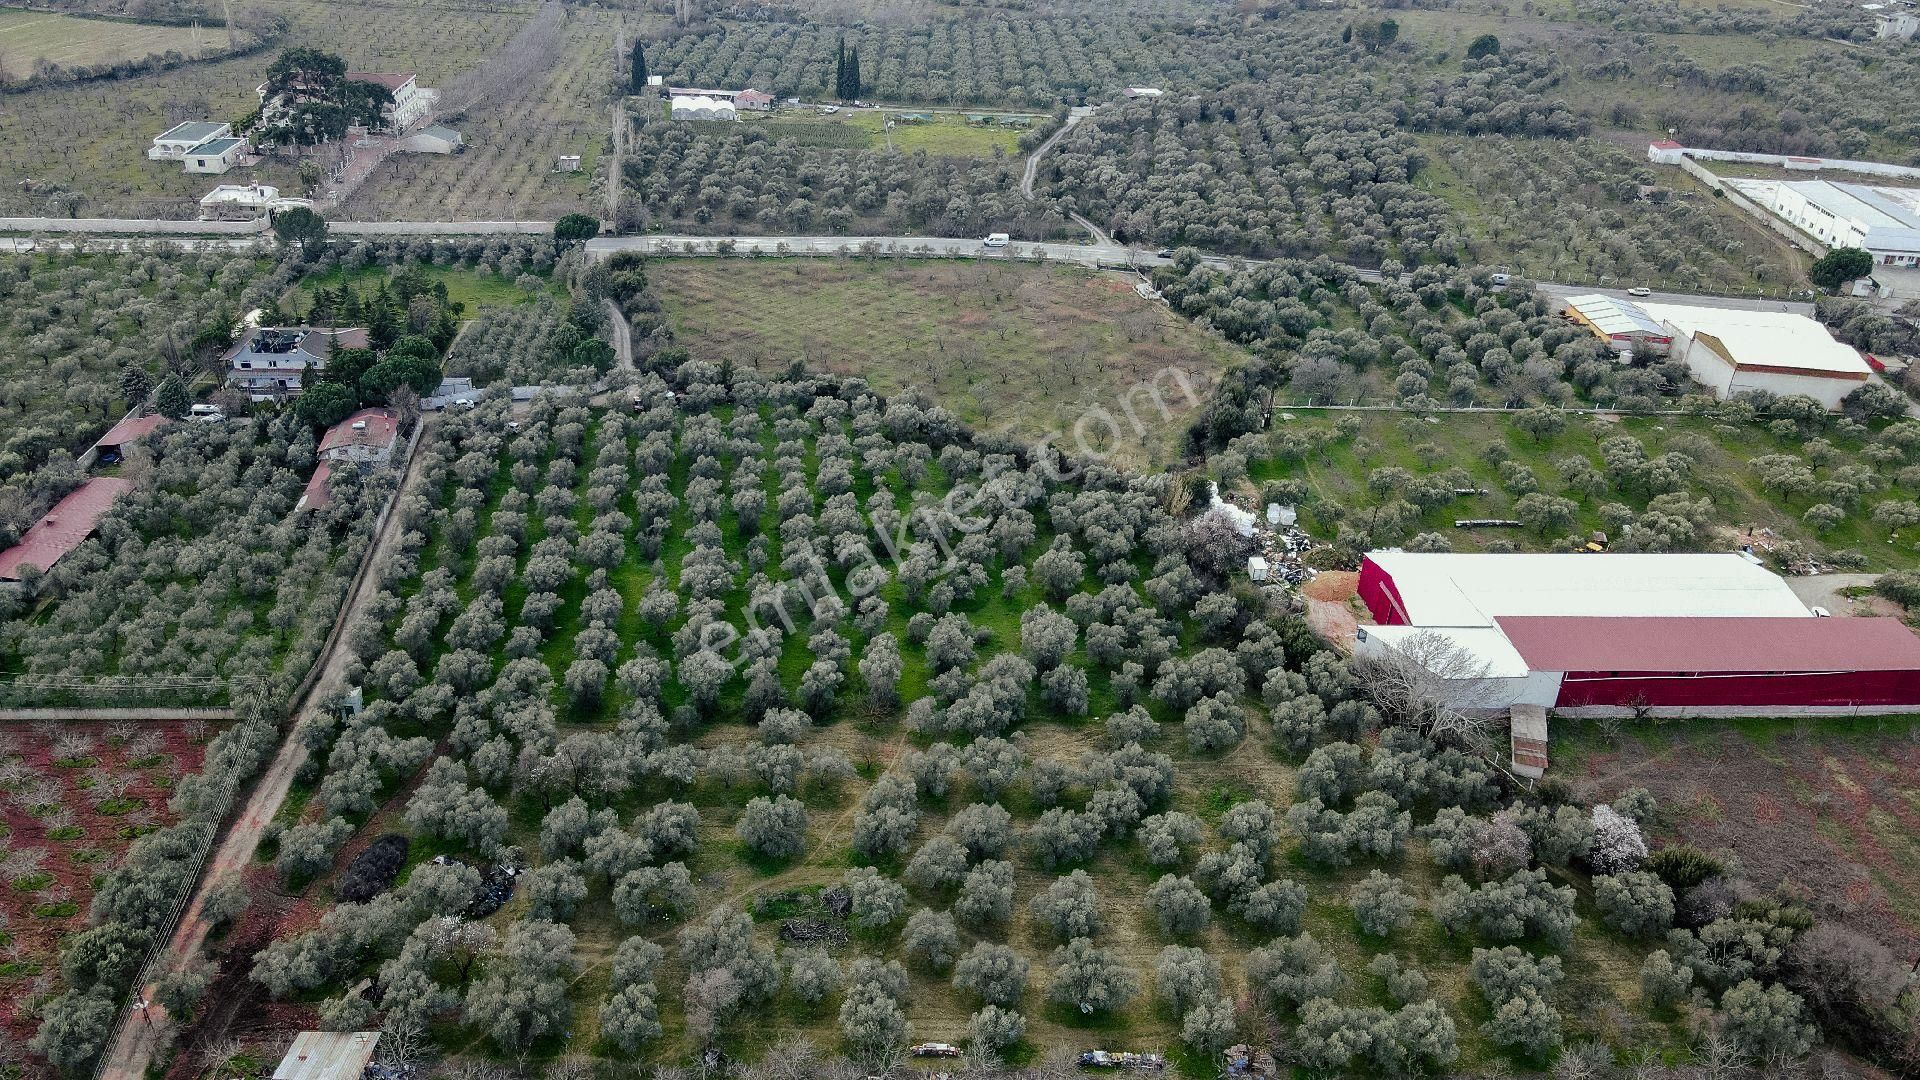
[273, 1032, 380, 1080]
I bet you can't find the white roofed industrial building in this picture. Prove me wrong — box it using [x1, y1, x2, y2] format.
[1634, 302, 1870, 409]
[1739, 179, 1920, 268]
[1356, 551, 1813, 628]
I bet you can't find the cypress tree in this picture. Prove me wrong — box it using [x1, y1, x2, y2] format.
[630, 40, 648, 93]
[834, 36, 846, 99]
[847, 47, 860, 99]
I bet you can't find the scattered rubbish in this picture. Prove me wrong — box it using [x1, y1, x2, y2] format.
[911, 1044, 964, 1058]
[1222, 1045, 1276, 1078]
[1454, 518, 1522, 528]
[432, 854, 521, 918]
[1078, 1051, 1167, 1070]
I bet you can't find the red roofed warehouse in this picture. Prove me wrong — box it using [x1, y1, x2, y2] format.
[1498, 616, 1920, 711]
[1353, 552, 1920, 717]
[0, 477, 134, 581]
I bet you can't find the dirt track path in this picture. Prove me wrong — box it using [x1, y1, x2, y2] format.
[99, 419, 440, 1080]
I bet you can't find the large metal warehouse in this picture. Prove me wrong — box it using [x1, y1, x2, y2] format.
[1353, 553, 1920, 716]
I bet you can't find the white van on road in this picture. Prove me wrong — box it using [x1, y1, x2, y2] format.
[982, 233, 1010, 248]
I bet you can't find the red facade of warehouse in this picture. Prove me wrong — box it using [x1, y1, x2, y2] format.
[1498, 615, 1920, 710]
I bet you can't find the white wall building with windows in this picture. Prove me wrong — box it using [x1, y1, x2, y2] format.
[1760, 180, 1920, 267]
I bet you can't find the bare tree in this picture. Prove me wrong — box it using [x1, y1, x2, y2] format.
[1352, 629, 1503, 748]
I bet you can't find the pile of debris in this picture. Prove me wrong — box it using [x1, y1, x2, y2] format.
[432, 854, 521, 918]
[1241, 502, 1335, 588]
[1077, 1051, 1167, 1070]
[778, 918, 848, 946]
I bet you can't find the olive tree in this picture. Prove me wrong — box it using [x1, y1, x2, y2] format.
[1147, 874, 1212, 937]
[736, 794, 809, 861]
[953, 941, 1029, 1007]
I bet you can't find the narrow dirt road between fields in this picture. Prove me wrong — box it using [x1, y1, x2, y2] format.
[99, 417, 441, 1080]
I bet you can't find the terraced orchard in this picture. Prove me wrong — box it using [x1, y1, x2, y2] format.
[251, 370, 1798, 1072]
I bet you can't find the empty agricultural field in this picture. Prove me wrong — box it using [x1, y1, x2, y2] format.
[338, 5, 610, 222]
[1558, 714, 1920, 955]
[0, 719, 219, 1050]
[0, 9, 231, 76]
[651, 259, 1244, 470]
[1240, 409, 1920, 571]
[741, 109, 1028, 158]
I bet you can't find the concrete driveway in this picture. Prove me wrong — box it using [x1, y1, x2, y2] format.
[1785, 572, 1886, 616]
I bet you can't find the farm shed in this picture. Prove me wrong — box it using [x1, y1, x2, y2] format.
[0, 477, 134, 581]
[91, 412, 170, 460]
[1560, 293, 1672, 356]
[402, 125, 463, 154]
[272, 1031, 381, 1080]
[1635, 302, 1872, 409]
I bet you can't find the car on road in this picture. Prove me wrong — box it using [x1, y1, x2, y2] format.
[1627, 286, 1652, 297]
[1155, 249, 1174, 258]
[983, 232, 1010, 248]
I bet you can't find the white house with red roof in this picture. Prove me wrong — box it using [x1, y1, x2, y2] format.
[301, 409, 402, 512]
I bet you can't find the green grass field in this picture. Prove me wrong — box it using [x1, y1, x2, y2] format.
[0, 9, 232, 73]
[287, 263, 564, 316]
[651, 258, 1246, 470]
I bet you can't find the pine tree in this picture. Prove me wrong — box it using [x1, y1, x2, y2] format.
[629, 40, 648, 94]
[155, 374, 191, 420]
[118, 366, 152, 409]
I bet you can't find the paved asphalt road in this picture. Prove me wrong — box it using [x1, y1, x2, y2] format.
[1535, 281, 1813, 317]
[586, 233, 1165, 270]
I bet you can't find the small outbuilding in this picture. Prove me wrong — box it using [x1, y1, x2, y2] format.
[403, 125, 464, 154]
[272, 1031, 381, 1080]
[199, 183, 280, 221]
